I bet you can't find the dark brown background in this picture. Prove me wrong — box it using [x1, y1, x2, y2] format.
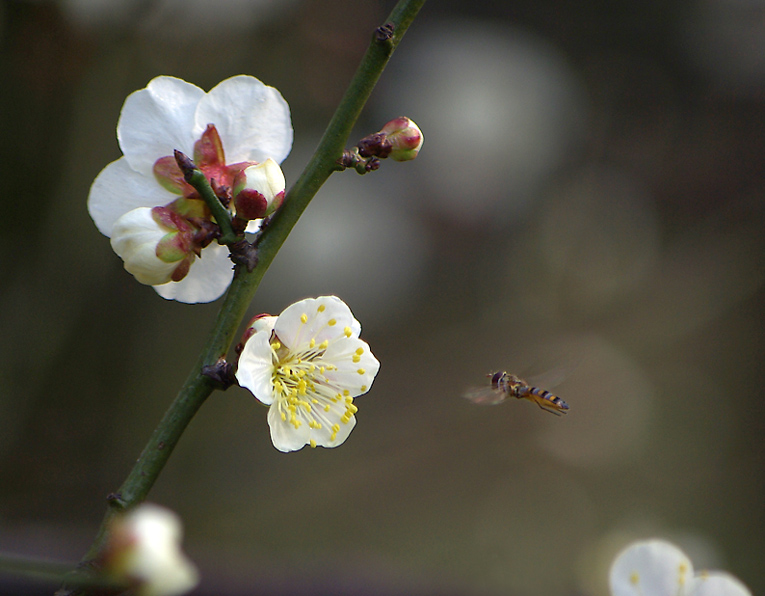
[1, 0, 763, 594]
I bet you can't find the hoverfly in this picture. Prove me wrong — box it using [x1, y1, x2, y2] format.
[464, 371, 570, 416]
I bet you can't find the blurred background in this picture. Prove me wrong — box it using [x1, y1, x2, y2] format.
[1, 0, 764, 594]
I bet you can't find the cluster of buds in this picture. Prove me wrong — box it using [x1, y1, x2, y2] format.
[340, 116, 423, 174]
[110, 125, 287, 290]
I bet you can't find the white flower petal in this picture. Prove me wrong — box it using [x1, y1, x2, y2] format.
[687, 573, 752, 596]
[118, 76, 205, 176]
[275, 295, 361, 349]
[610, 540, 694, 596]
[323, 338, 380, 397]
[110, 207, 180, 285]
[267, 397, 356, 452]
[194, 75, 293, 165]
[153, 243, 233, 303]
[236, 326, 277, 405]
[88, 157, 175, 236]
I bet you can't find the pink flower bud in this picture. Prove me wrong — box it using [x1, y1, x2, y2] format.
[379, 117, 423, 161]
[232, 158, 286, 220]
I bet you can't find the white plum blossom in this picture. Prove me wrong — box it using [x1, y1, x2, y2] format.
[610, 539, 752, 596]
[88, 75, 293, 303]
[102, 503, 199, 596]
[236, 296, 380, 452]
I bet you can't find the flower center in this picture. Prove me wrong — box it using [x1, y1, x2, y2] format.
[269, 336, 358, 445]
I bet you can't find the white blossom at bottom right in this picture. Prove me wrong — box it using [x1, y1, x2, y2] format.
[609, 539, 751, 596]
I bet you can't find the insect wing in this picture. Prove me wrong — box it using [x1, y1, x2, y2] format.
[463, 386, 507, 406]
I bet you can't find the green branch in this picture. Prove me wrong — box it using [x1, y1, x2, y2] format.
[74, 0, 426, 579]
[0, 552, 126, 592]
[174, 150, 239, 245]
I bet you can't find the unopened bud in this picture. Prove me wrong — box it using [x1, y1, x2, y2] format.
[102, 504, 199, 596]
[110, 207, 196, 285]
[239, 313, 277, 346]
[232, 158, 286, 220]
[379, 117, 423, 161]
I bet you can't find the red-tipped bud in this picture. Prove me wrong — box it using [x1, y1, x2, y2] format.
[232, 158, 286, 220]
[379, 117, 423, 161]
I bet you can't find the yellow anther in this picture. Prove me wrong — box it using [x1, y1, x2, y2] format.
[341, 414, 350, 423]
[332, 424, 340, 433]
[320, 340, 329, 349]
[300, 313, 308, 324]
[630, 572, 639, 585]
[309, 338, 315, 348]
[310, 439, 317, 448]
[271, 341, 281, 350]
[347, 404, 358, 414]
[309, 364, 316, 372]
[344, 327, 352, 337]
[357, 368, 365, 375]
[324, 404, 331, 412]
[328, 318, 337, 326]
[343, 389, 350, 397]
[280, 412, 286, 421]
[355, 347, 364, 355]
[679, 563, 688, 585]
[320, 366, 325, 374]
[312, 398, 319, 404]
[352, 355, 361, 363]
[360, 385, 367, 392]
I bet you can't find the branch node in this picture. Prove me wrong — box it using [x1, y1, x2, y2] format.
[201, 358, 237, 389]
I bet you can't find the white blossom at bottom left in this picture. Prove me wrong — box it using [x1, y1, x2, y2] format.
[102, 503, 199, 596]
